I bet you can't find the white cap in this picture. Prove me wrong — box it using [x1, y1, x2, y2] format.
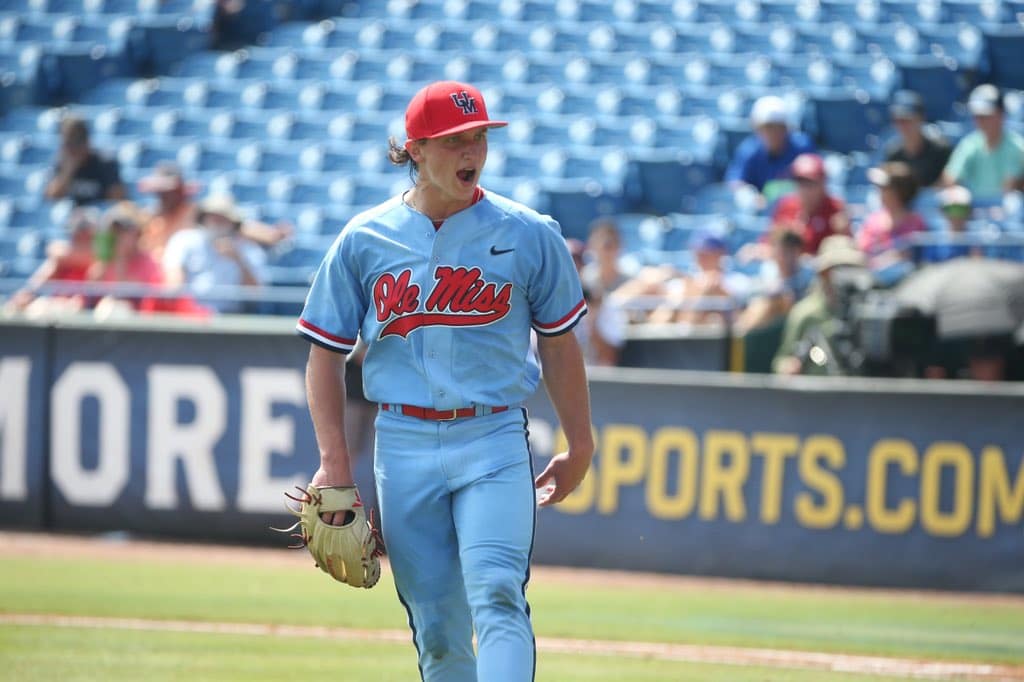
[750, 95, 789, 127]
[940, 185, 972, 208]
[967, 84, 1002, 116]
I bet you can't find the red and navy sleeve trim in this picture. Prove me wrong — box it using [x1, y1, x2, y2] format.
[532, 298, 588, 337]
[296, 318, 356, 354]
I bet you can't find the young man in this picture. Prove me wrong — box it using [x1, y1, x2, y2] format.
[296, 81, 594, 682]
[770, 153, 848, 255]
[942, 84, 1024, 202]
[883, 89, 951, 187]
[726, 95, 816, 201]
[44, 116, 125, 206]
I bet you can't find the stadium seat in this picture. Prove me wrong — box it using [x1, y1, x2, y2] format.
[804, 92, 888, 152]
[625, 150, 718, 215]
[896, 54, 962, 121]
[793, 23, 862, 56]
[0, 136, 54, 168]
[539, 178, 625, 240]
[149, 109, 216, 139]
[117, 138, 180, 170]
[982, 25, 1024, 90]
[177, 141, 239, 173]
[857, 21, 926, 58]
[939, 0, 1007, 24]
[830, 54, 898, 99]
[917, 24, 984, 70]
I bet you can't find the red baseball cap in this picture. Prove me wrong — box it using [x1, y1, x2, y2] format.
[791, 153, 826, 182]
[405, 81, 507, 141]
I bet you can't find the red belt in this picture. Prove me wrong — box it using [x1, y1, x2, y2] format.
[380, 403, 509, 421]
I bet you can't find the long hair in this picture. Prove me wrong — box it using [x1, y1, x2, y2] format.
[388, 136, 419, 183]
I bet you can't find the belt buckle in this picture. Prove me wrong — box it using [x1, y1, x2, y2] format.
[437, 408, 459, 421]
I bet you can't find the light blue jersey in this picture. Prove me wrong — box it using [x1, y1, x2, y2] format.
[297, 190, 587, 409]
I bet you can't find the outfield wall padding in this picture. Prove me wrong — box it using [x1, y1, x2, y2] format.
[0, 317, 1021, 592]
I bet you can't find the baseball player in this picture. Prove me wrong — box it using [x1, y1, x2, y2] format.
[295, 80, 595, 682]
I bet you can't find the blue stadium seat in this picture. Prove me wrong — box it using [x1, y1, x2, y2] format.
[208, 111, 272, 141]
[982, 25, 1024, 90]
[325, 112, 391, 142]
[793, 23, 862, 56]
[857, 22, 927, 58]
[1007, 0, 1024, 21]
[0, 15, 57, 45]
[918, 24, 984, 70]
[940, 0, 1007, 24]
[535, 86, 597, 116]
[239, 81, 306, 111]
[150, 109, 216, 138]
[92, 107, 157, 137]
[0, 136, 54, 167]
[116, 138, 180, 170]
[731, 23, 797, 56]
[878, 0, 924, 22]
[266, 112, 331, 141]
[672, 22, 733, 54]
[625, 150, 718, 215]
[817, 0, 873, 23]
[177, 141, 239, 173]
[831, 54, 898, 99]
[540, 178, 624, 241]
[804, 92, 888, 152]
[896, 54, 962, 121]
[563, 148, 629, 187]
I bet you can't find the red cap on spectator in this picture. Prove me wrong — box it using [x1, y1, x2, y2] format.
[791, 153, 826, 182]
[405, 81, 507, 140]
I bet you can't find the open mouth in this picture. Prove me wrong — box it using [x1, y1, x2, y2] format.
[456, 167, 477, 184]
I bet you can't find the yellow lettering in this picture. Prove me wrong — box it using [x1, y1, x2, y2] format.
[794, 435, 845, 529]
[597, 425, 647, 515]
[645, 428, 699, 520]
[977, 446, 1024, 538]
[751, 433, 799, 524]
[919, 443, 974, 537]
[866, 439, 917, 534]
[699, 430, 750, 522]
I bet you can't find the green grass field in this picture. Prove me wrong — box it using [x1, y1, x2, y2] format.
[0, 542, 1022, 681]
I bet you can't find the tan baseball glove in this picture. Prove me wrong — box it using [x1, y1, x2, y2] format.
[276, 484, 384, 588]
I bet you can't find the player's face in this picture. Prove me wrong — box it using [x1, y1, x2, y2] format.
[416, 128, 489, 202]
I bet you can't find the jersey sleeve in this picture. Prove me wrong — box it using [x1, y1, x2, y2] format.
[527, 219, 588, 337]
[296, 229, 364, 354]
[943, 136, 971, 182]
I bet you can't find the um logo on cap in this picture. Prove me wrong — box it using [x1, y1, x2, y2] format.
[450, 91, 478, 115]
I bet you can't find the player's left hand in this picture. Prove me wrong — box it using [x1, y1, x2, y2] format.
[534, 449, 592, 507]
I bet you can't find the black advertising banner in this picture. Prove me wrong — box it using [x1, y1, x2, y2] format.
[526, 374, 1024, 592]
[0, 323, 49, 529]
[2, 318, 1022, 591]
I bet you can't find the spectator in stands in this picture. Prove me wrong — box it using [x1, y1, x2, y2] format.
[568, 238, 626, 366]
[773, 235, 868, 376]
[735, 229, 815, 334]
[857, 162, 926, 271]
[581, 218, 629, 297]
[139, 161, 291, 259]
[44, 116, 125, 206]
[89, 203, 165, 313]
[5, 208, 98, 314]
[919, 185, 979, 264]
[138, 162, 201, 259]
[942, 84, 1024, 202]
[726, 95, 816, 202]
[650, 232, 739, 326]
[162, 195, 266, 314]
[884, 90, 952, 188]
[769, 154, 849, 255]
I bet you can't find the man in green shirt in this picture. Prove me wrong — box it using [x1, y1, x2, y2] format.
[942, 84, 1024, 202]
[772, 235, 869, 376]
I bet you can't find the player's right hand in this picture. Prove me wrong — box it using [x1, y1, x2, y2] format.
[534, 448, 593, 507]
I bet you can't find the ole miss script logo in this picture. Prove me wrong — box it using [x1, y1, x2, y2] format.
[373, 266, 512, 339]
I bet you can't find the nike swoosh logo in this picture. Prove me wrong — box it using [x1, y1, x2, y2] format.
[490, 246, 515, 255]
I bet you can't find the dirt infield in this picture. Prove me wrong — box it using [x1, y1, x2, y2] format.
[3, 532, 1024, 681]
